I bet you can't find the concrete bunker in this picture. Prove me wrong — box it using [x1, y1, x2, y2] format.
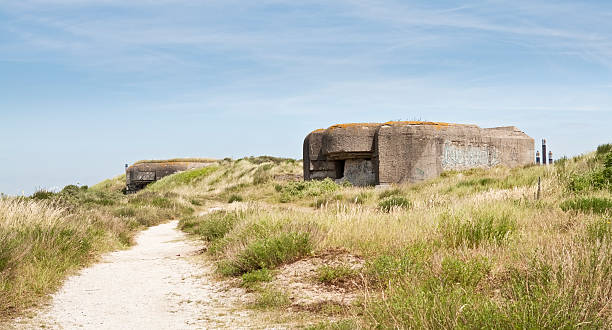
[304, 121, 534, 186]
[125, 159, 215, 193]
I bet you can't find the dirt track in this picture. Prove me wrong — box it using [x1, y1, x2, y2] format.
[13, 221, 257, 329]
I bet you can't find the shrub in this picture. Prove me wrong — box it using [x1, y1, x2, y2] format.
[569, 152, 612, 192]
[241, 268, 273, 288]
[316, 265, 356, 285]
[378, 196, 411, 212]
[596, 143, 612, 156]
[439, 211, 516, 248]
[228, 194, 243, 203]
[277, 178, 339, 202]
[31, 190, 56, 200]
[179, 211, 239, 242]
[560, 197, 612, 214]
[219, 232, 312, 275]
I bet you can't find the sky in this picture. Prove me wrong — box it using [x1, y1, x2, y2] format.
[1, 0, 611, 195]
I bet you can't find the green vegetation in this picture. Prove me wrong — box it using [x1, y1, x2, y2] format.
[275, 178, 339, 203]
[316, 265, 356, 285]
[250, 288, 291, 309]
[219, 231, 313, 275]
[439, 210, 517, 248]
[4, 143, 612, 327]
[146, 165, 219, 191]
[560, 197, 612, 214]
[241, 268, 273, 288]
[377, 195, 411, 212]
[227, 194, 243, 203]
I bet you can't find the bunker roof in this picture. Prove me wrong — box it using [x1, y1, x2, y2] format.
[133, 158, 217, 165]
[311, 121, 476, 134]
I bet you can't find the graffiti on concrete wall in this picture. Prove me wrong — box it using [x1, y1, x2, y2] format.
[441, 141, 500, 170]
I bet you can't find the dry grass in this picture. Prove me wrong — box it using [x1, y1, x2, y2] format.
[0, 183, 197, 320]
[3, 148, 611, 327]
[174, 149, 611, 328]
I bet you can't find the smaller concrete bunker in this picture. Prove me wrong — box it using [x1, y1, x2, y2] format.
[304, 121, 534, 186]
[125, 159, 215, 193]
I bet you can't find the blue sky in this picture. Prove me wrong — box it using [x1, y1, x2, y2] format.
[1, 0, 611, 195]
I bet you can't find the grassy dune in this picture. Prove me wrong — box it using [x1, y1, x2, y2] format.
[2, 149, 610, 328]
[173, 149, 611, 328]
[0, 178, 194, 318]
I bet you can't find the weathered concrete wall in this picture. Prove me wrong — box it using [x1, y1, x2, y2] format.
[126, 161, 213, 193]
[304, 121, 534, 186]
[343, 159, 376, 186]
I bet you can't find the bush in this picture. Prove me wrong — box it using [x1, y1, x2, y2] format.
[241, 268, 273, 288]
[378, 196, 411, 212]
[569, 152, 612, 192]
[277, 178, 339, 202]
[179, 211, 240, 242]
[439, 211, 516, 248]
[596, 143, 612, 156]
[316, 265, 356, 285]
[560, 197, 612, 215]
[31, 190, 56, 200]
[219, 232, 312, 275]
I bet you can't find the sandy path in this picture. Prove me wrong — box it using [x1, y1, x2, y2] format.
[14, 221, 257, 330]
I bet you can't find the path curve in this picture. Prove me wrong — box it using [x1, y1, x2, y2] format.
[15, 221, 256, 329]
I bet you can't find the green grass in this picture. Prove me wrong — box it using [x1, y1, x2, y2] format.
[179, 211, 240, 243]
[250, 288, 291, 309]
[586, 217, 612, 242]
[276, 178, 339, 202]
[241, 268, 273, 288]
[316, 265, 356, 285]
[146, 165, 219, 191]
[227, 194, 243, 203]
[440, 256, 490, 287]
[306, 319, 358, 330]
[560, 197, 612, 214]
[377, 195, 411, 212]
[219, 232, 313, 275]
[439, 210, 516, 248]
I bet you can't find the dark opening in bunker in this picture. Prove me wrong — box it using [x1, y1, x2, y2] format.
[335, 160, 345, 179]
